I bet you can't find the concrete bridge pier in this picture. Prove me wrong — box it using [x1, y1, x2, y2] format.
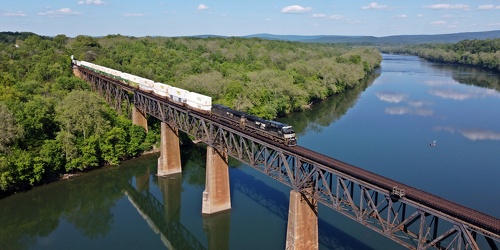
[202, 146, 231, 214]
[72, 65, 82, 79]
[158, 122, 182, 176]
[132, 106, 148, 132]
[286, 189, 318, 250]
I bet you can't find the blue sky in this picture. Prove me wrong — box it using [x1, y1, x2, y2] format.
[1, 0, 499, 37]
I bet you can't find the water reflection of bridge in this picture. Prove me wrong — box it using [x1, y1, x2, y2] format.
[124, 169, 230, 250]
[124, 176, 205, 249]
[230, 169, 377, 250]
[125, 164, 381, 250]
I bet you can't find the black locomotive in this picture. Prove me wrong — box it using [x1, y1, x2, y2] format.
[211, 104, 297, 146]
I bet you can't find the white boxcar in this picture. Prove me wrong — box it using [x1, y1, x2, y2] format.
[80, 61, 92, 69]
[186, 92, 212, 111]
[138, 77, 154, 92]
[109, 69, 121, 78]
[168, 86, 189, 103]
[122, 73, 140, 87]
[102, 67, 112, 76]
[153, 82, 169, 97]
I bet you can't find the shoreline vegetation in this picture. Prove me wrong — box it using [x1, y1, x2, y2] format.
[0, 31, 379, 198]
[380, 38, 500, 72]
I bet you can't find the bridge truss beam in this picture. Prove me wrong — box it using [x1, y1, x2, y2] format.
[78, 67, 132, 117]
[134, 90, 499, 250]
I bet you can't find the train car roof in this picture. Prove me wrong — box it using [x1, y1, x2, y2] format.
[267, 120, 292, 128]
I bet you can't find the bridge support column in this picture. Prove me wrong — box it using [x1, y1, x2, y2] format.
[72, 66, 83, 79]
[202, 146, 231, 214]
[157, 122, 181, 176]
[132, 106, 148, 132]
[286, 189, 318, 250]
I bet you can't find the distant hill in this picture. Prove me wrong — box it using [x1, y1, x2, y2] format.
[243, 30, 500, 45]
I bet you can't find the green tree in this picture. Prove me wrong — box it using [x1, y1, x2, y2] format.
[55, 90, 109, 140]
[0, 103, 22, 153]
[100, 127, 128, 165]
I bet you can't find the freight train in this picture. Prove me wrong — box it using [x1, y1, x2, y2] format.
[212, 104, 297, 146]
[71, 56, 297, 146]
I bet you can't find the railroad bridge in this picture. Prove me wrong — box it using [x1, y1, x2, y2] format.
[72, 64, 500, 250]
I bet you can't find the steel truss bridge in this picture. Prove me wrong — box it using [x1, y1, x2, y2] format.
[77, 66, 500, 250]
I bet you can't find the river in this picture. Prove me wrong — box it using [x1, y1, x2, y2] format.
[1, 54, 499, 250]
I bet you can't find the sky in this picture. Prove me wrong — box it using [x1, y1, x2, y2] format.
[1, 0, 500, 38]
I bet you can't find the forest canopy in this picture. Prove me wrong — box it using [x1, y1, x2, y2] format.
[0, 32, 381, 194]
[74, 35, 382, 118]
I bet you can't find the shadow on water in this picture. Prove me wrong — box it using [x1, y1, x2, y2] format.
[278, 71, 380, 135]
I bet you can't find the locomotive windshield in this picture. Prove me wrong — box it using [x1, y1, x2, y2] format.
[282, 126, 295, 134]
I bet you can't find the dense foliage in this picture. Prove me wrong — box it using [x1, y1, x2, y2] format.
[0, 32, 381, 194]
[0, 34, 155, 194]
[76, 35, 381, 118]
[380, 38, 500, 72]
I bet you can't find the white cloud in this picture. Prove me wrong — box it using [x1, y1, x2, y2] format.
[312, 13, 327, 18]
[376, 92, 407, 103]
[431, 20, 447, 25]
[281, 5, 312, 14]
[408, 100, 432, 108]
[123, 13, 144, 17]
[362, 2, 391, 10]
[429, 89, 469, 100]
[385, 106, 433, 116]
[487, 22, 500, 26]
[312, 13, 343, 20]
[431, 87, 500, 100]
[424, 4, 470, 10]
[1, 11, 26, 17]
[436, 126, 500, 141]
[78, 0, 106, 5]
[38, 8, 81, 16]
[385, 107, 411, 115]
[478, 5, 500, 10]
[326, 15, 343, 20]
[460, 129, 500, 141]
[198, 4, 209, 10]
[395, 14, 407, 18]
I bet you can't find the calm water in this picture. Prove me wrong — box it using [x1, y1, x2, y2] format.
[1, 54, 499, 250]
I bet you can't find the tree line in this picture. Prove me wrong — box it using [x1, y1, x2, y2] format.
[380, 38, 500, 72]
[0, 32, 381, 195]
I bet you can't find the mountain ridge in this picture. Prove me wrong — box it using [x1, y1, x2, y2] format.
[242, 30, 500, 44]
